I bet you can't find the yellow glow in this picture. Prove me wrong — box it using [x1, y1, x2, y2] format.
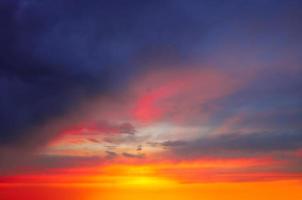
[83, 181, 302, 200]
[118, 175, 176, 187]
[98, 164, 177, 188]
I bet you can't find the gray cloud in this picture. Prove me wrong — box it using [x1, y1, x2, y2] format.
[165, 131, 302, 158]
[94, 121, 136, 135]
[122, 152, 145, 159]
[162, 140, 187, 147]
[105, 151, 118, 160]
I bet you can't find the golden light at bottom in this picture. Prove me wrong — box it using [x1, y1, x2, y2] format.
[1, 181, 302, 200]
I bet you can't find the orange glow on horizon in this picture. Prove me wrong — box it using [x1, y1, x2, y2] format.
[1, 159, 302, 200]
[1, 181, 302, 200]
[1, 157, 300, 186]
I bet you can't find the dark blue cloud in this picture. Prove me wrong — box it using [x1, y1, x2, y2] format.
[1, 0, 302, 151]
[0, 0, 207, 147]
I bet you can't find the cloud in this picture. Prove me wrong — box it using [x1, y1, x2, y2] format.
[136, 145, 142, 151]
[0, 0, 122, 148]
[0, 154, 103, 175]
[161, 140, 187, 147]
[63, 121, 136, 135]
[122, 152, 145, 159]
[1, 0, 302, 181]
[87, 138, 100, 144]
[105, 151, 118, 159]
[103, 134, 148, 145]
[1, 0, 222, 149]
[131, 68, 241, 124]
[165, 131, 302, 159]
[1, 0, 301, 148]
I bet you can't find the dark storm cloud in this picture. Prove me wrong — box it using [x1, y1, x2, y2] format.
[0, 0, 114, 147]
[1, 0, 243, 148]
[0, 0, 205, 148]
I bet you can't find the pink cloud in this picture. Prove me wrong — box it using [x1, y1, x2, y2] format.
[131, 68, 242, 124]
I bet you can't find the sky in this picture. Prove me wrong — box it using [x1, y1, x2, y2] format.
[0, 0, 302, 199]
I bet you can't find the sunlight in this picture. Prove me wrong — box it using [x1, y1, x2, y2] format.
[118, 175, 176, 187]
[100, 164, 178, 188]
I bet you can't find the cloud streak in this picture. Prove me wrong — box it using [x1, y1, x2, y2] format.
[164, 131, 302, 159]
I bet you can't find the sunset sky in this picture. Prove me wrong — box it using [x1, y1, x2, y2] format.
[0, 1, 302, 199]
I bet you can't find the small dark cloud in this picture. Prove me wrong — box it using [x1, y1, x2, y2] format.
[161, 140, 187, 147]
[119, 123, 136, 135]
[104, 145, 118, 150]
[105, 151, 118, 159]
[122, 152, 145, 159]
[136, 145, 142, 151]
[146, 142, 161, 147]
[87, 138, 100, 143]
